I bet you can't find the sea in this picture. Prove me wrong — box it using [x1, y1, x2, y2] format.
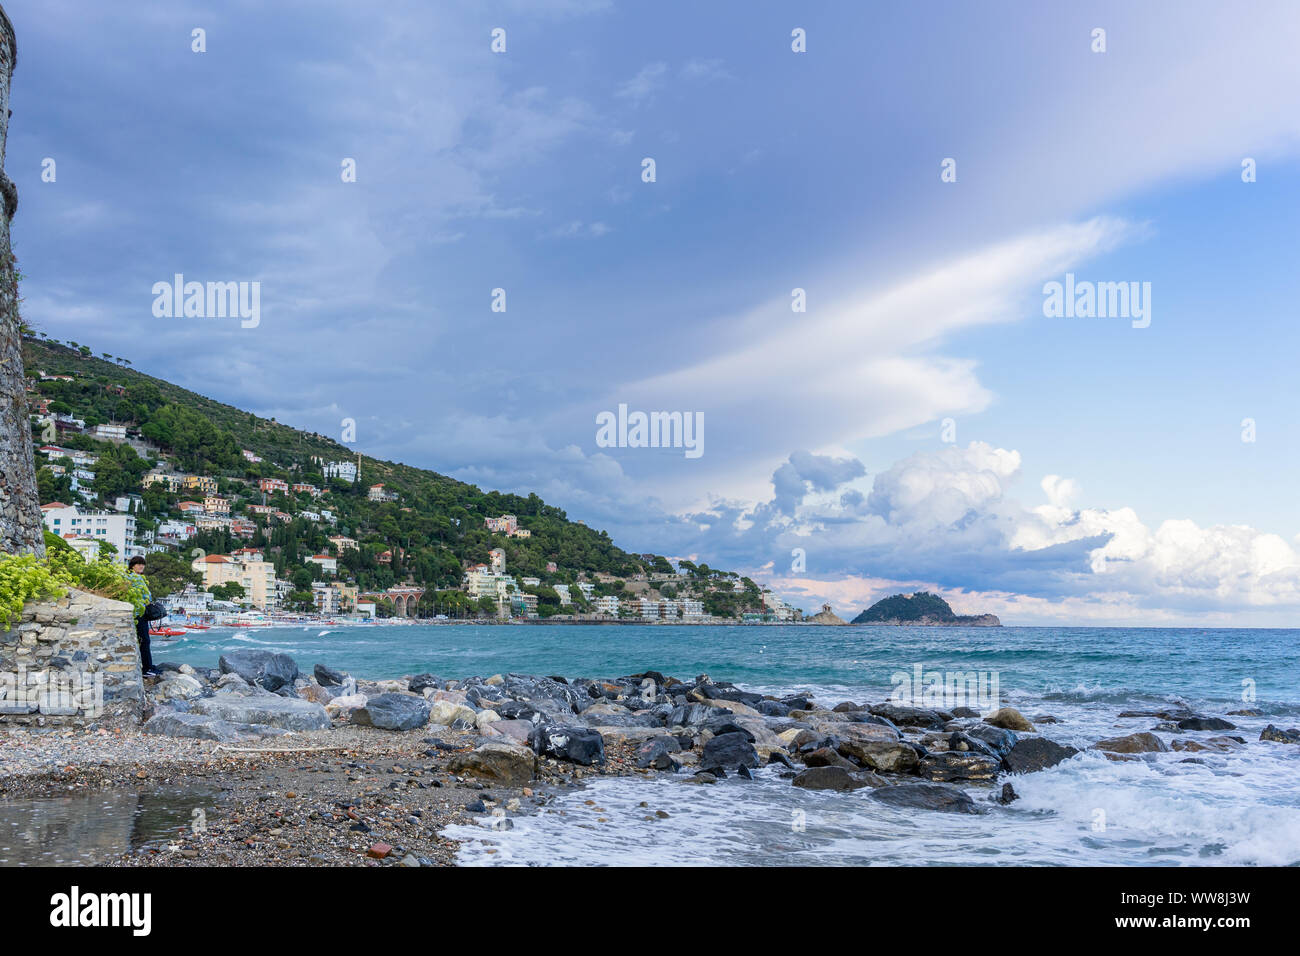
[155, 622, 1300, 867]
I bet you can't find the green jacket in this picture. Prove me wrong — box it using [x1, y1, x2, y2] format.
[126, 570, 152, 606]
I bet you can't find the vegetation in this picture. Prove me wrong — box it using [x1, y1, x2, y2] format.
[0, 532, 149, 628]
[852, 591, 956, 624]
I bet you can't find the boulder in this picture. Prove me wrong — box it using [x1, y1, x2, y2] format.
[984, 707, 1035, 732]
[532, 725, 606, 766]
[1175, 716, 1236, 731]
[313, 663, 345, 686]
[868, 703, 951, 729]
[920, 750, 1002, 782]
[792, 766, 882, 791]
[324, 693, 367, 718]
[143, 710, 288, 742]
[219, 650, 299, 692]
[1260, 724, 1300, 744]
[153, 674, 204, 702]
[480, 719, 534, 743]
[960, 723, 1019, 756]
[429, 700, 479, 726]
[701, 731, 760, 771]
[635, 735, 683, 770]
[1092, 732, 1169, 754]
[408, 673, 441, 693]
[350, 693, 431, 731]
[448, 742, 535, 784]
[190, 691, 329, 731]
[1002, 737, 1080, 773]
[870, 782, 980, 814]
[804, 747, 858, 770]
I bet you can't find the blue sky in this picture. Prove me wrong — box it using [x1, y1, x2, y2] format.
[9, 0, 1300, 624]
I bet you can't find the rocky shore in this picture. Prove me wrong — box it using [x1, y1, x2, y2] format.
[3, 648, 1295, 865]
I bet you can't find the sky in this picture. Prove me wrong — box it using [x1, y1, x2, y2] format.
[8, 0, 1300, 625]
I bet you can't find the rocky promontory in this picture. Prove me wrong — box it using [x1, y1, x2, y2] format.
[852, 591, 1001, 626]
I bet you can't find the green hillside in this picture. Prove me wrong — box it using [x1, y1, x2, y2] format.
[20, 334, 759, 616]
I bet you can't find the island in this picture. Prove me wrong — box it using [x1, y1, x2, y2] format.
[851, 591, 1001, 627]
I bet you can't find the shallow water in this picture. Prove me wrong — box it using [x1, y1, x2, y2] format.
[0, 786, 218, 866]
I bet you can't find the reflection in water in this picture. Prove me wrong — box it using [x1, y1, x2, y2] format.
[0, 786, 219, 866]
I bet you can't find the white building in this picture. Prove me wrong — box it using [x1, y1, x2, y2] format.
[593, 595, 620, 616]
[41, 503, 141, 559]
[323, 459, 358, 483]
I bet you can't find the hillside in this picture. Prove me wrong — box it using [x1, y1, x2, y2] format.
[20, 335, 765, 618]
[852, 591, 1001, 627]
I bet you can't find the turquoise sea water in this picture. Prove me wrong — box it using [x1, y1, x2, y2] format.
[156, 623, 1300, 866]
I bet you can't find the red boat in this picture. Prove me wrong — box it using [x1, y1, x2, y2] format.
[184, 623, 211, 630]
[149, 626, 188, 637]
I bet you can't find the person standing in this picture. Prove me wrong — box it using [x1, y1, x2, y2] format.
[126, 556, 159, 677]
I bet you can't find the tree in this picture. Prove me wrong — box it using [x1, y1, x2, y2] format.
[0, 14, 44, 556]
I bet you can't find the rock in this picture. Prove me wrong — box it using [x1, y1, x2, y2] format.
[868, 703, 950, 729]
[984, 707, 1035, 732]
[959, 723, 1020, 756]
[448, 742, 535, 784]
[1002, 737, 1080, 773]
[219, 650, 299, 692]
[870, 782, 980, 814]
[668, 702, 716, 727]
[804, 747, 857, 770]
[298, 683, 335, 705]
[635, 735, 683, 770]
[919, 750, 1002, 782]
[190, 691, 329, 731]
[143, 711, 285, 743]
[531, 726, 606, 766]
[481, 719, 534, 743]
[408, 673, 440, 693]
[996, 783, 1019, 804]
[367, 842, 392, 859]
[1260, 724, 1300, 744]
[792, 766, 882, 791]
[324, 693, 367, 718]
[313, 663, 345, 686]
[153, 674, 204, 701]
[828, 724, 917, 773]
[1176, 716, 1236, 731]
[1092, 732, 1169, 754]
[701, 731, 760, 771]
[350, 693, 432, 731]
[429, 701, 479, 726]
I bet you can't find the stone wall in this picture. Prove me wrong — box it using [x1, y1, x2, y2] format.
[0, 588, 143, 728]
[0, 3, 44, 557]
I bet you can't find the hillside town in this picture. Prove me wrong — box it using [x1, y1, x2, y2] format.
[21, 343, 803, 626]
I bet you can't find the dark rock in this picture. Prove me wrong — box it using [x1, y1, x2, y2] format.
[408, 673, 441, 693]
[951, 706, 981, 718]
[919, 750, 1002, 782]
[351, 694, 432, 731]
[767, 751, 796, 769]
[996, 783, 1019, 804]
[960, 723, 1019, 756]
[531, 725, 606, 766]
[757, 700, 792, 717]
[870, 782, 980, 814]
[1260, 724, 1300, 744]
[804, 747, 857, 770]
[313, 663, 345, 686]
[634, 735, 682, 770]
[1092, 732, 1169, 754]
[1176, 716, 1236, 731]
[792, 766, 880, 791]
[1002, 737, 1080, 773]
[702, 717, 755, 741]
[868, 703, 951, 728]
[701, 731, 760, 771]
[219, 650, 299, 692]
